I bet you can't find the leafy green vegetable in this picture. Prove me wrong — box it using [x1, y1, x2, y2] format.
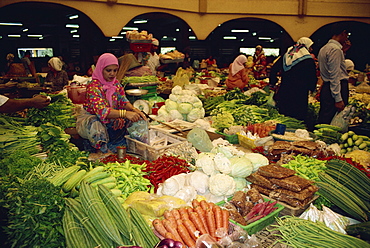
[0, 150, 42, 178]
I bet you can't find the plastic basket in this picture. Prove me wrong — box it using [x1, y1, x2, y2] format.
[141, 85, 158, 94]
[215, 131, 239, 144]
[237, 133, 257, 149]
[129, 42, 152, 52]
[217, 197, 284, 234]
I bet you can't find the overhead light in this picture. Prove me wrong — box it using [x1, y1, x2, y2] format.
[189, 36, 196, 40]
[122, 27, 138, 31]
[121, 31, 126, 35]
[176, 28, 180, 32]
[0, 36, 2, 39]
[70, 29, 78, 33]
[252, 32, 257, 36]
[162, 36, 168, 39]
[188, 29, 192, 32]
[241, 38, 245, 42]
[112, 36, 123, 39]
[39, 37, 44, 40]
[28, 34, 43, 38]
[270, 39, 274, 42]
[73, 34, 80, 38]
[133, 20, 147, 24]
[223, 36, 237, 40]
[258, 37, 271, 40]
[0, 22, 22, 26]
[109, 38, 115, 42]
[231, 29, 249, 33]
[69, 14, 79, 20]
[218, 24, 221, 27]
[66, 24, 79, 28]
[173, 38, 177, 41]
[23, 28, 28, 32]
[8, 34, 21, 38]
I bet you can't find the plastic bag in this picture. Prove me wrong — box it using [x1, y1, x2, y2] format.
[187, 127, 214, 152]
[127, 120, 149, 144]
[330, 105, 356, 132]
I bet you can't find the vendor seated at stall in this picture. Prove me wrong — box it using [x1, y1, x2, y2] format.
[45, 57, 69, 91]
[77, 53, 146, 155]
[225, 54, 249, 91]
[116, 53, 152, 82]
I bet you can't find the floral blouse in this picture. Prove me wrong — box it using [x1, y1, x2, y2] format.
[83, 79, 129, 124]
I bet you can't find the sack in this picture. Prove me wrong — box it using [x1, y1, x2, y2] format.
[127, 120, 150, 144]
[330, 105, 356, 132]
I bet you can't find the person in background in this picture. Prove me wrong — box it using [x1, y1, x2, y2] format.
[140, 38, 161, 76]
[345, 59, 355, 73]
[78, 53, 146, 154]
[45, 57, 69, 91]
[5, 53, 15, 74]
[269, 37, 317, 122]
[225, 54, 249, 90]
[317, 24, 351, 124]
[0, 94, 50, 113]
[205, 56, 217, 69]
[253, 45, 267, 79]
[116, 53, 152, 81]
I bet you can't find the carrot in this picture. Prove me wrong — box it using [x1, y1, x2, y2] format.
[192, 199, 200, 209]
[205, 208, 216, 238]
[164, 210, 173, 219]
[176, 219, 183, 227]
[189, 211, 207, 235]
[167, 216, 177, 229]
[222, 209, 230, 231]
[183, 218, 198, 240]
[163, 219, 183, 243]
[178, 223, 196, 248]
[171, 209, 181, 220]
[179, 207, 190, 219]
[200, 200, 209, 210]
[152, 219, 167, 237]
[208, 202, 216, 211]
[165, 232, 176, 240]
[187, 207, 194, 215]
[213, 205, 223, 231]
[194, 205, 209, 233]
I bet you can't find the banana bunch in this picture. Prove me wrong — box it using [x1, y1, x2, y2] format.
[339, 131, 369, 154]
[313, 124, 343, 144]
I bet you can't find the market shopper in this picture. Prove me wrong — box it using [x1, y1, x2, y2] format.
[253, 45, 267, 79]
[225, 54, 249, 90]
[317, 25, 351, 124]
[140, 38, 161, 76]
[45, 57, 69, 91]
[0, 94, 50, 113]
[77, 53, 146, 154]
[269, 37, 317, 122]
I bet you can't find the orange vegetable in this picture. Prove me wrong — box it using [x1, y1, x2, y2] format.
[164, 210, 173, 219]
[182, 218, 198, 240]
[171, 209, 181, 220]
[222, 209, 230, 230]
[152, 219, 167, 237]
[179, 207, 190, 220]
[205, 208, 216, 238]
[163, 219, 183, 243]
[194, 205, 209, 234]
[192, 199, 200, 209]
[189, 211, 207, 235]
[165, 232, 176, 240]
[213, 205, 222, 231]
[167, 216, 177, 229]
[200, 200, 209, 210]
[178, 223, 196, 248]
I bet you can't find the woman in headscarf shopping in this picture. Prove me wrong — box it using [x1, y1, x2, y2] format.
[45, 57, 69, 91]
[77, 53, 146, 155]
[253, 45, 267, 79]
[225, 54, 249, 90]
[269, 37, 317, 122]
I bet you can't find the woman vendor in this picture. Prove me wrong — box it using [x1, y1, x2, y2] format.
[77, 53, 146, 154]
[45, 57, 69, 91]
[225, 54, 249, 90]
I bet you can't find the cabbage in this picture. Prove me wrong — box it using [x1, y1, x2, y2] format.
[165, 99, 178, 111]
[178, 102, 193, 114]
[211, 146, 234, 158]
[244, 153, 269, 172]
[194, 119, 211, 130]
[187, 108, 203, 122]
[229, 156, 254, 178]
[233, 177, 247, 191]
[168, 109, 184, 121]
[193, 101, 203, 109]
[171, 85, 183, 95]
[169, 94, 178, 102]
[157, 106, 170, 122]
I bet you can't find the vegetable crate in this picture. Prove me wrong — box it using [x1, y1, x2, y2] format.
[129, 42, 152, 52]
[237, 133, 257, 150]
[215, 131, 239, 144]
[125, 129, 188, 161]
[217, 198, 284, 234]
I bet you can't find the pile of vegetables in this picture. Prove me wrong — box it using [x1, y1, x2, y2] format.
[313, 124, 343, 145]
[339, 130, 369, 154]
[280, 155, 327, 181]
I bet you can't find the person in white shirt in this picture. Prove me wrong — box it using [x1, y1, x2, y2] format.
[0, 94, 50, 113]
[146, 38, 161, 76]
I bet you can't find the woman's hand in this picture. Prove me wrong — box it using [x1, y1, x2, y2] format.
[132, 108, 147, 120]
[125, 110, 143, 122]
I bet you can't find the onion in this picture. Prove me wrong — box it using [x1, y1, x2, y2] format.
[174, 241, 184, 248]
[158, 238, 176, 248]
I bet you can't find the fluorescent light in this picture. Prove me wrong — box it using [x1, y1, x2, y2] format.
[270, 39, 274, 42]
[176, 28, 180, 32]
[121, 31, 126, 35]
[241, 38, 245, 42]
[162, 36, 168, 39]
[69, 15, 79, 20]
[73, 34, 80, 38]
[189, 36, 196, 40]
[122, 27, 138, 31]
[109, 38, 115, 42]
[66, 24, 79, 28]
[231, 29, 249, 33]
[0, 36, 2, 39]
[70, 30, 78, 33]
[112, 36, 123, 39]
[223, 36, 237, 40]
[252, 32, 257, 36]
[23, 28, 28, 32]
[258, 37, 271, 40]
[173, 38, 177, 41]
[0, 22, 22, 26]
[8, 34, 21, 38]
[27, 34, 42, 38]
[188, 29, 192, 31]
[39, 37, 44, 40]
[134, 20, 147, 24]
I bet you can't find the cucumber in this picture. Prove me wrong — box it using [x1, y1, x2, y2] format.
[347, 147, 353, 153]
[340, 148, 347, 154]
[341, 132, 349, 141]
[352, 134, 358, 141]
[348, 131, 355, 136]
[344, 143, 349, 148]
[354, 138, 363, 147]
[359, 142, 367, 150]
[347, 137, 353, 147]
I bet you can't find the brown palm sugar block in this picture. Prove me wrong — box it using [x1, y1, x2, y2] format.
[269, 175, 313, 192]
[246, 172, 277, 189]
[258, 164, 296, 179]
[269, 191, 314, 208]
[251, 184, 272, 196]
[274, 185, 318, 200]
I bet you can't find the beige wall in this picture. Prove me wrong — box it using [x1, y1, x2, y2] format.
[2, 0, 370, 41]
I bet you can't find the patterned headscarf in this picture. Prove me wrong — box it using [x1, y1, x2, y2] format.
[231, 55, 247, 76]
[92, 53, 119, 107]
[283, 37, 314, 72]
[48, 57, 63, 71]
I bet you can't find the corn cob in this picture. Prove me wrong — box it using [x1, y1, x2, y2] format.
[62, 206, 96, 248]
[65, 198, 113, 248]
[315, 181, 368, 222]
[97, 184, 133, 242]
[62, 169, 87, 192]
[49, 165, 80, 187]
[80, 182, 124, 246]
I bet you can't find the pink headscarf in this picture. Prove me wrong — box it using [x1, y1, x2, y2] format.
[92, 53, 119, 107]
[231, 55, 247, 76]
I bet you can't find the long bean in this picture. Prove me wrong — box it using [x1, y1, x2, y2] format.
[269, 216, 370, 248]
